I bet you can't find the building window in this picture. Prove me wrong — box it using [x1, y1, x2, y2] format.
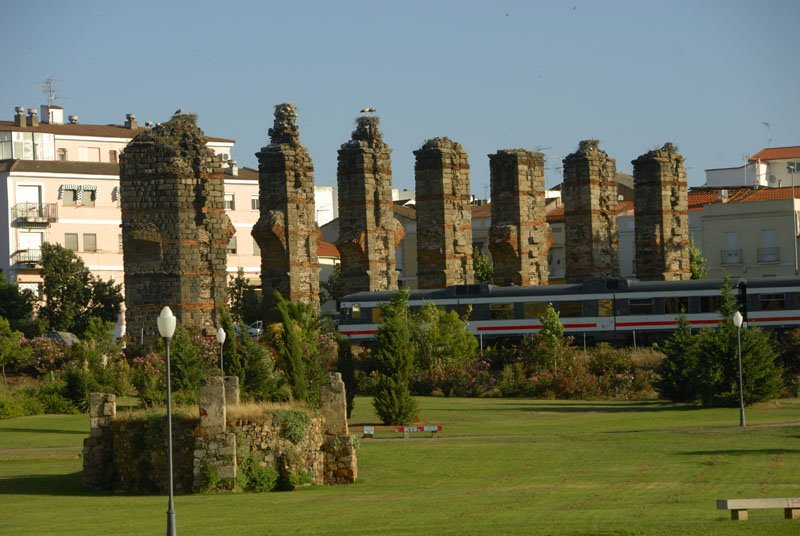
[63, 189, 78, 206]
[18, 282, 42, 299]
[118, 234, 123, 253]
[83, 233, 97, 252]
[109, 150, 118, 163]
[225, 193, 235, 211]
[253, 238, 261, 256]
[65, 233, 78, 251]
[251, 195, 260, 211]
[227, 236, 237, 254]
[57, 148, 67, 161]
[81, 189, 96, 207]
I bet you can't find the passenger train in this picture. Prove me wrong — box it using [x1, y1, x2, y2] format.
[337, 277, 800, 342]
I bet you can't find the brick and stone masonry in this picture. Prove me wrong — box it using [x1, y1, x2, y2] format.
[488, 149, 549, 286]
[81, 375, 357, 493]
[252, 103, 320, 315]
[336, 115, 403, 295]
[414, 137, 474, 289]
[632, 142, 691, 281]
[119, 113, 234, 341]
[562, 140, 619, 283]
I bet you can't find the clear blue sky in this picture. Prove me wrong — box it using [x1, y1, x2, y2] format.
[3, 0, 798, 194]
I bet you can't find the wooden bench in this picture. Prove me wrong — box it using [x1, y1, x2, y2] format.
[717, 498, 800, 520]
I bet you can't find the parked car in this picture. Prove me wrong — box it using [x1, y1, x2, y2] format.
[234, 321, 263, 339]
[44, 331, 80, 346]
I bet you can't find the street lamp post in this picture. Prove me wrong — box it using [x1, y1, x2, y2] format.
[216, 327, 226, 376]
[790, 164, 798, 275]
[732, 310, 746, 428]
[157, 306, 177, 536]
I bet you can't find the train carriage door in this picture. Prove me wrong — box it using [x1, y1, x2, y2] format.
[597, 298, 615, 331]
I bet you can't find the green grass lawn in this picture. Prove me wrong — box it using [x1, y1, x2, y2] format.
[1, 397, 799, 535]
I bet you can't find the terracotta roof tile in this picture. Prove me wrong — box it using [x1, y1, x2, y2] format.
[749, 146, 800, 161]
[0, 159, 119, 175]
[0, 119, 234, 143]
[317, 240, 339, 258]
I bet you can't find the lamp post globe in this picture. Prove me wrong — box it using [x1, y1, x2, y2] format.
[157, 305, 177, 536]
[216, 327, 226, 375]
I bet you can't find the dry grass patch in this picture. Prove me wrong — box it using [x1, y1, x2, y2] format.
[226, 401, 314, 421]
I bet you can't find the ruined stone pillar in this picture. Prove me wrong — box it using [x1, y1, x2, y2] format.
[562, 140, 619, 283]
[320, 373, 357, 484]
[336, 116, 403, 295]
[488, 149, 549, 286]
[414, 138, 474, 289]
[199, 376, 226, 436]
[120, 114, 233, 342]
[252, 103, 320, 315]
[223, 376, 240, 406]
[632, 143, 690, 281]
[82, 393, 115, 489]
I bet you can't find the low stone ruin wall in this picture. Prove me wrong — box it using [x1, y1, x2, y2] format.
[83, 373, 357, 494]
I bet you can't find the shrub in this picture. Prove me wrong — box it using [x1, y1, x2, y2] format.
[132, 352, 166, 407]
[62, 362, 101, 411]
[273, 409, 312, 444]
[239, 453, 279, 492]
[194, 459, 221, 493]
[238, 335, 287, 402]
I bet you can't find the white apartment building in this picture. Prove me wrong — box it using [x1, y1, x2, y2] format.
[705, 146, 800, 189]
[1, 104, 339, 300]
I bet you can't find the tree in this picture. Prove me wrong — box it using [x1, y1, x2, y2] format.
[413, 303, 477, 373]
[658, 279, 783, 406]
[0, 317, 31, 383]
[372, 289, 417, 424]
[274, 292, 326, 405]
[0, 270, 36, 336]
[227, 268, 249, 324]
[656, 313, 699, 402]
[473, 247, 493, 284]
[689, 236, 707, 280]
[321, 264, 343, 306]
[533, 303, 570, 376]
[39, 243, 122, 336]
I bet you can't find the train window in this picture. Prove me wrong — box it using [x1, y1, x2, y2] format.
[458, 304, 474, 320]
[523, 302, 550, 319]
[699, 296, 721, 313]
[489, 303, 514, 320]
[629, 298, 653, 315]
[557, 301, 582, 317]
[598, 299, 613, 317]
[351, 304, 361, 321]
[665, 297, 689, 315]
[371, 307, 383, 323]
[759, 293, 785, 311]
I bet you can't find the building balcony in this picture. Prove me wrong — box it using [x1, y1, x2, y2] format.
[12, 249, 43, 266]
[11, 203, 58, 227]
[720, 249, 742, 265]
[757, 246, 780, 264]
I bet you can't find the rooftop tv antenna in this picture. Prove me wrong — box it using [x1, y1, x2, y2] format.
[39, 75, 62, 106]
[762, 122, 772, 147]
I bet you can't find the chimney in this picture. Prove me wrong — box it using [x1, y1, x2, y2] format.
[125, 113, 138, 129]
[27, 108, 39, 127]
[14, 106, 25, 127]
[227, 159, 238, 176]
[68, 115, 79, 124]
[40, 105, 64, 125]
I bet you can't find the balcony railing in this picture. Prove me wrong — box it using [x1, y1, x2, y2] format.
[11, 203, 58, 226]
[720, 249, 742, 265]
[757, 247, 780, 263]
[11, 249, 43, 265]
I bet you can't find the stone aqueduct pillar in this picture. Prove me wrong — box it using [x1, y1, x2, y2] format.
[562, 140, 619, 283]
[488, 149, 549, 286]
[336, 115, 403, 295]
[120, 114, 233, 341]
[252, 103, 320, 315]
[413, 137, 475, 289]
[632, 143, 691, 281]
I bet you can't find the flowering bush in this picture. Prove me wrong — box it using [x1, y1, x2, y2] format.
[20, 337, 70, 376]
